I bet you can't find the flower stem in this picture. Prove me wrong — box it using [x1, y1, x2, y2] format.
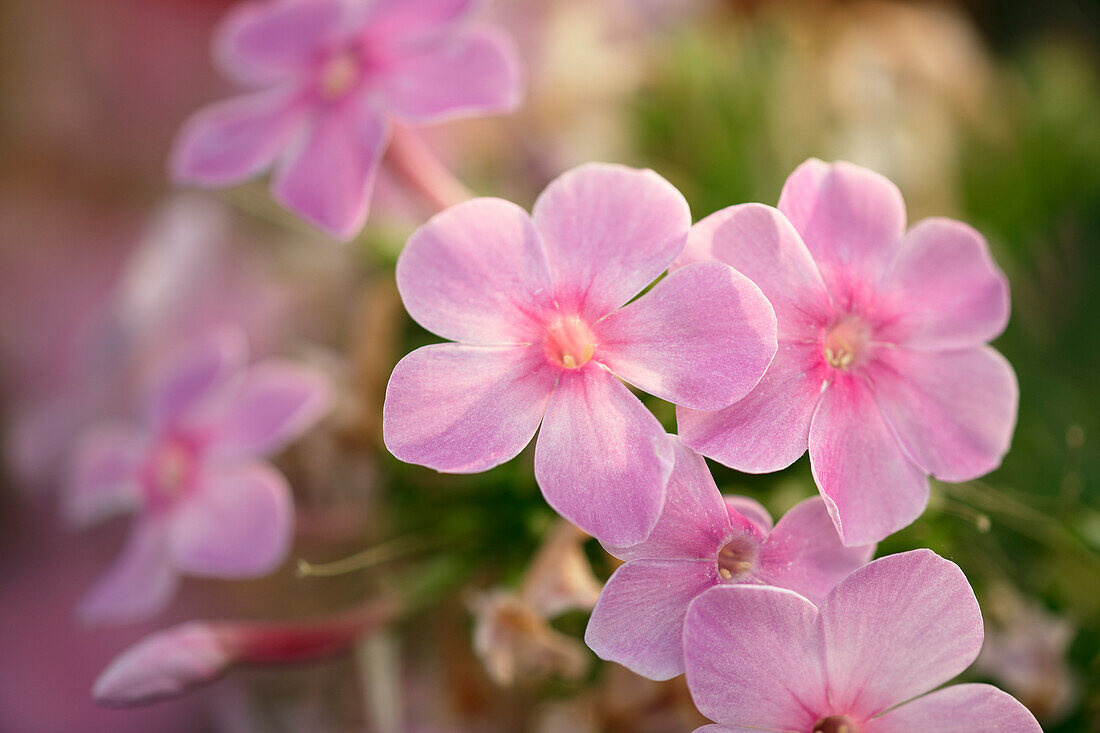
[385, 125, 473, 213]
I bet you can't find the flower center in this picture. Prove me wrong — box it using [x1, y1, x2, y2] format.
[716, 535, 758, 581]
[142, 437, 198, 510]
[543, 315, 596, 370]
[812, 716, 860, 733]
[319, 49, 361, 100]
[823, 315, 871, 371]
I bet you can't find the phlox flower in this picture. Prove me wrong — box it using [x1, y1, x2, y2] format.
[683, 549, 1042, 732]
[676, 159, 1018, 545]
[383, 163, 778, 546]
[585, 436, 872, 681]
[171, 0, 522, 239]
[67, 329, 332, 624]
[2, 196, 287, 493]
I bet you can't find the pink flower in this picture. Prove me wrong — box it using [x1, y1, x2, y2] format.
[93, 599, 396, 706]
[171, 0, 522, 239]
[585, 436, 872, 681]
[683, 550, 1042, 732]
[382, 163, 778, 546]
[2, 196, 290, 494]
[975, 584, 1080, 723]
[67, 329, 332, 624]
[676, 159, 1018, 545]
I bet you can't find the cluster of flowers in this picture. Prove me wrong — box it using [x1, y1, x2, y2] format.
[72, 0, 1039, 730]
[381, 158, 1034, 730]
[70, 0, 522, 625]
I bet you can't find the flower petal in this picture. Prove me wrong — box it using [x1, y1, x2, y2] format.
[585, 559, 718, 681]
[383, 343, 558, 472]
[271, 104, 390, 240]
[214, 0, 350, 86]
[604, 436, 731, 562]
[879, 218, 1010, 349]
[871, 346, 1018, 482]
[79, 518, 178, 625]
[821, 550, 984, 718]
[756, 496, 874, 605]
[683, 585, 826, 730]
[379, 28, 522, 123]
[171, 462, 294, 578]
[678, 341, 826, 473]
[778, 159, 907, 305]
[865, 684, 1041, 733]
[395, 198, 555, 344]
[65, 422, 145, 528]
[171, 90, 306, 186]
[205, 360, 332, 459]
[808, 374, 929, 546]
[723, 495, 773, 534]
[364, 0, 474, 42]
[532, 163, 691, 320]
[148, 328, 247, 430]
[93, 622, 231, 706]
[534, 366, 673, 546]
[595, 261, 777, 411]
[677, 203, 833, 340]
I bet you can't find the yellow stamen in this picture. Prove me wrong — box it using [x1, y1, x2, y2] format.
[543, 316, 597, 370]
[320, 51, 359, 99]
[716, 537, 757, 581]
[824, 344, 855, 370]
[823, 316, 870, 371]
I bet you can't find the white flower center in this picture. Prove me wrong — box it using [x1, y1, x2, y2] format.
[320, 49, 361, 100]
[143, 438, 197, 508]
[716, 535, 757, 581]
[823, 315, 871, 371]
[543, 315, 596, 370]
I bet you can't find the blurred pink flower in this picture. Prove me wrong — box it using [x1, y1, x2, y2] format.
[683, 550, 1041, 732]
[2, 196, 289, 494]
[93, 599, 396, 706]
[171, 0, 522, 239]
[0, 201, 133, 492]
[68, 328, 332, 624]
[383, 163, 778, 546]
[585, 436, 873, 681]
[975, 584, 1080, 723]
[676, 159, 1018, 545]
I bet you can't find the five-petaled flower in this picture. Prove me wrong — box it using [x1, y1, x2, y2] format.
[171, 0, 522, 239]
[683, 549, 1042, 732]
[676, 159, 1019, 545]
[585, 435, 873, 681]
[382, 163, 778, 547]
[67, 328, 332, 624]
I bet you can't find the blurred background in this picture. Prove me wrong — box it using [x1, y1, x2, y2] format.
[1, 0, 1098, 730]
